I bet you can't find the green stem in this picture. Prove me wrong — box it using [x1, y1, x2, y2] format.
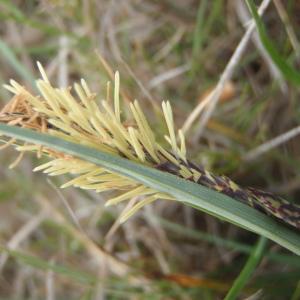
[224, 236, 268, 300]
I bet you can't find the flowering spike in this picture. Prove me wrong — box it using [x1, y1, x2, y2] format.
[0, 64, 299, 230]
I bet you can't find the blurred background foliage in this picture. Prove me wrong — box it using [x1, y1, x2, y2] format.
[0, 0, 300, 299]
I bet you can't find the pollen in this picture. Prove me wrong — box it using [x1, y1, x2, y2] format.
[0, 63, 190, 222]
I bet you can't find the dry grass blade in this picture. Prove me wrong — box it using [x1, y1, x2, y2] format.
[244, 125, 300, 161]
[182, 0, 271, 135]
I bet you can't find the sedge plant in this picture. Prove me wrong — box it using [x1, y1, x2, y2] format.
[0, 63, 299, 256]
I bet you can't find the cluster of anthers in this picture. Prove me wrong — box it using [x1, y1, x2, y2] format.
[0, 63, 198, 222]
[1, 63, 300, 229]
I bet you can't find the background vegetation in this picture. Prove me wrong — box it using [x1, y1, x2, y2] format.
[0, 0, 300, 299]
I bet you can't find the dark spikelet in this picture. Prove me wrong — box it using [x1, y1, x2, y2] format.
[155, 159, 300, 230]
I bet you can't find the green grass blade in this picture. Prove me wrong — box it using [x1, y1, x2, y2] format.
[0, 0, 67, 37]
[192, 0, 209, 60]
[291, 281, 300, 300]
[0, 39, 36, 88]
[0, 123, 299, 255]
[224, 236, 268, 300]
[245, 0, 300, 85]
[158, 217, 300, 266]
[0, 246, 96, 285]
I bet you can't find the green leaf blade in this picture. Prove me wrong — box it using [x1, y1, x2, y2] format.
[0, 123, 299, 255]
[245, 0, 300, 85]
